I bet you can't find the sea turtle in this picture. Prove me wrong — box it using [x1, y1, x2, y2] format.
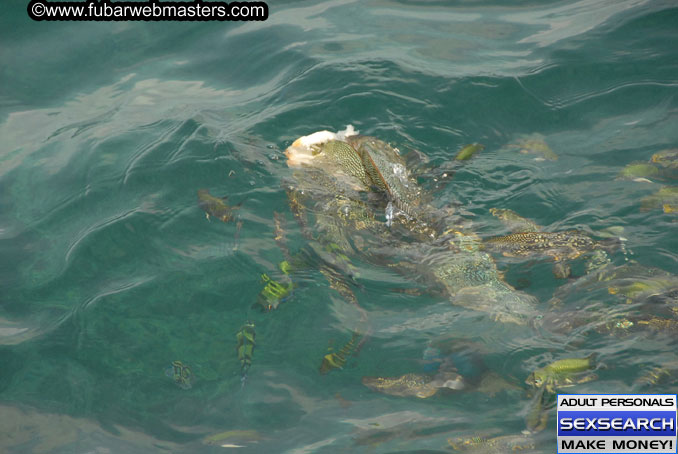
[413, 237, 538, 325]
[283, 127, 538, 326]
[279, 127, 541, 383]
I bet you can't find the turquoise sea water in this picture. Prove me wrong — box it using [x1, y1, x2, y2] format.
[2, 1, 678, 452]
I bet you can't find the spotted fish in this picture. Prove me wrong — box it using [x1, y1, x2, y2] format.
[447, 434, 536, 452]
[485, 231, 597, 261]
[362, 371, 464, 398]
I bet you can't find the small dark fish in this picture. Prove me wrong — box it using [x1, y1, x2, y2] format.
[236, 322, 256, 386]
[197, 189, 242, 222]
[455, 143, 484, 161]
[254, 272, 293, 311]
[320, 332, 360, 374]
[165, 360, 193, 389]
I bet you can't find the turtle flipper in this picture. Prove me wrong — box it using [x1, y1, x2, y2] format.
[348, 136, 425, 221]
[489, 208, 541, 233]
[553, 261, 571, 279]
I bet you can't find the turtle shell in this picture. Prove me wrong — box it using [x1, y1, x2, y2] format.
[347, 136, 423, 219]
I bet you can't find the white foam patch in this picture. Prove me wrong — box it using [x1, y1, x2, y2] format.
[335, 124, 358, 140]
[293, 130, 336, 148]
[285, 125, 360, 167]
[291, 125, 358, 148]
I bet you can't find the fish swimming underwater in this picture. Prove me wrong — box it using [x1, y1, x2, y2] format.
[362, 371, 464, 399]
[165, 360, 193, 390]
[320, 331, 361, 374]
[525, 354, 597, 394]
[197, 189, 242, 222]
[236, 322, 256, 387]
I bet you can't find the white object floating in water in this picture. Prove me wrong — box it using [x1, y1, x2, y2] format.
[285, 125, 359, 167]
[292, 130, 336, 148]
[336, 124, 358, 140]
[291, 125, 358, 148]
